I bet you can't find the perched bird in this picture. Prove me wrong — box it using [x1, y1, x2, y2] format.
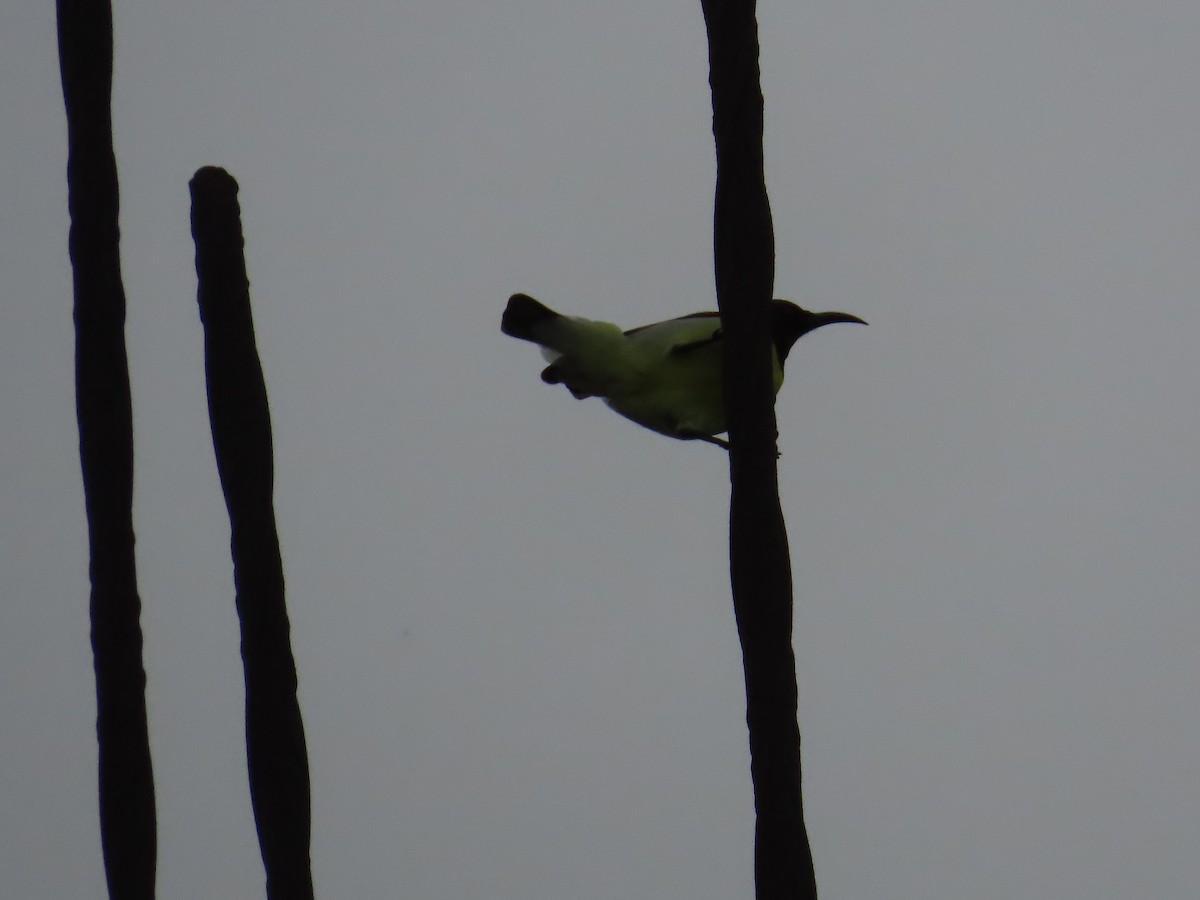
[502, 293, 865, 448]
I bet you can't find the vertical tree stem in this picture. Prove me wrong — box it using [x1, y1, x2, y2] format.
[699, 1, 818, 897]
[191, 167, 314, 900]
[57, 0, 158, 895]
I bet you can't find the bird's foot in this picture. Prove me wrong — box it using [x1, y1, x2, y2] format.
[678, 430, 783, 458]
[678, 429, 730, 451]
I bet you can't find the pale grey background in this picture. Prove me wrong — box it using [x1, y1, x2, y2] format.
[3, 1, 1198, 897]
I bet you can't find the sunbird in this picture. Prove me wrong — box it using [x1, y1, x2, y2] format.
[502, 293, 865, 449]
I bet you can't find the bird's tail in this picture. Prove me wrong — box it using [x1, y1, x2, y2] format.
[502, 293, 563, 343]
[502, 294, 625, 356]
[502, 293, 632, 398]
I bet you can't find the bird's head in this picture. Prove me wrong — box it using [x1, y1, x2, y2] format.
[770, 300, 867, 363]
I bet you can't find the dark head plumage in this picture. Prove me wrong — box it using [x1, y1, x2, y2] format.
[770, 300, 867, 364]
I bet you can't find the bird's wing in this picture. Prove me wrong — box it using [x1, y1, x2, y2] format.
[623, 310, 719, 337]
[622, 311, 723, 355]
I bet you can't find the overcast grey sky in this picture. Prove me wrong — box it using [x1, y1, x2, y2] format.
[3, 1, 1199, 897]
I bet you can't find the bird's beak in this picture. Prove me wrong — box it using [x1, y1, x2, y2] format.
[812, 311, 868, 328]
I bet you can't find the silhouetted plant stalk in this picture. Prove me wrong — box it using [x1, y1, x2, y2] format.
[56, 0, 158, 896]
[700, 1, 818, 897]
[191, 167, 314, 900]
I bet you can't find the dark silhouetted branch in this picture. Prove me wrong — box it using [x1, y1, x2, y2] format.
[700, 1, 818, 898]
[190, 167, 314, 900]
[56, 0, 158, 896]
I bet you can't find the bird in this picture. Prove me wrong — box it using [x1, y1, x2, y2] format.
[501, 292, 866, 449]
